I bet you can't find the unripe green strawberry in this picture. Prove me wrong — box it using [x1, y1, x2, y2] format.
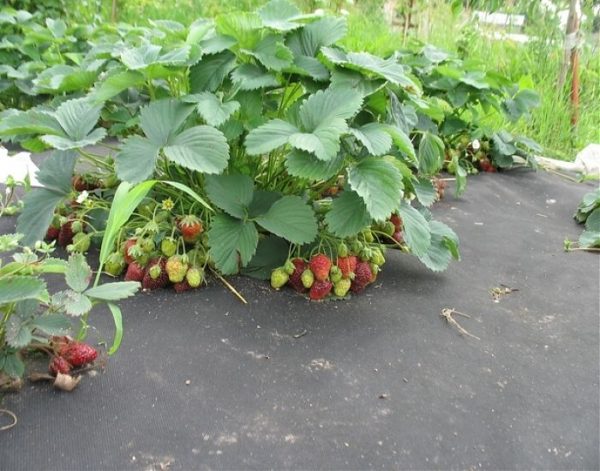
[139, 237, 155, 253]
[155, 210, 170, 223]
[330, 265, 342, 283]
[362, 229, 374, 243]
[360, 247, 372, 262]
[186, 267, 204, 288]
[71, 220, 83, 234]
[161, 237, 177, 257]
[351, 240, 363, 254]
[149, 264, 162, 279]
[369, 263, 380, 282]
[283, 260, 295, 275]
[371, 248, 385, 266]
[337, 242, 348, 257]
[301, 269, 314, 289]
[334, 278, 351, 297]
[105, 252, 125, 276]
[383, 221, 395, 236]
[67, 232, 91, 253]
[166, 255, 188, 283]
[138, 202, 156, 218]
[271, 267, 289, 289]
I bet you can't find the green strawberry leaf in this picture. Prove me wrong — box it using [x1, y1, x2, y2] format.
[325, 190, 372, 238]
[255, 195, 318, 244]
[347, 158, 403, 221]
[208, 214, 259, 275]
[65, 254, 92, 293]
[397, 200, 431, 257]
[205, 174, 255, 219]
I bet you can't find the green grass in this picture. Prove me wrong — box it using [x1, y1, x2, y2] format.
[71, 0, 598, 160]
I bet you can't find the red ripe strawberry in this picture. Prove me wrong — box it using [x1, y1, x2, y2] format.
[178, 215, 203, 243]
[60, 342, 98, 367]
[142, 258, 169, 291]
[390, 214, 403, 231]
[123, 238, 137, 265]
[309, 280, 333, 301]
[337, 255, 357, 279]
[173, 279, 192, 293]
[309, 254, 332, 282]
[49, 356, 72, 376]
[287, 258, 307, 293]
[46, 226, 60, 241]
[392, 231, 404, 244]
[479, 158, 496, 173]
[58, 221, 74, 247]
[350, 262, 373, 294]
[124, 261, 145, 282]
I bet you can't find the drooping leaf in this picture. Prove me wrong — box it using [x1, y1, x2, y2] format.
[140, 99, 194, 147]
[413, 177, 437, 207]
[245, 119, 298, 155]
[325, 190, 372, 238]
[385, 125, 417, 165]
[255, 195, 318, 244]
[91, 70, 145, 103]
[189, 51, 237, 92]
[250, 34, 294, 71]
[231, 63, 279, 90]
[418, 132, 444, 175]
[65, 254, 92, 293]
[207, 214, 259, 275]
[0, 109, 62, 138]
[350, 123, 393, 156]
[163, 125, 230, 174]
[5, 316, 32, 348]
[289, 118, 347, 161]
[347, 158, 403, 221]
[61, 290, 93, 317]
[205, 174, 254, 218]
[183, 92, 240, 127]
[84, 282, 140, 301]
[30, 314, 71, 335]
[0, 276, 46, 304]
[418, 220, 460, 272]
[107, 303, 123, 355]
[397, 200, 431, 257]
[285, 149, 345, 180]
[115, 136, 160, 184]
[322, 47, 417, 88]
[241, 235, 289, 280]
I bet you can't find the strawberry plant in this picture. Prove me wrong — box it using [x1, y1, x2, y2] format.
[0, 233, 139, 388]
[2, 0, 561, 302]
[566, 188, 600, 251]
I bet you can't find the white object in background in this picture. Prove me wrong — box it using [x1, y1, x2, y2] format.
[0, 146, 41, 186]
[574, 144, 600, 177]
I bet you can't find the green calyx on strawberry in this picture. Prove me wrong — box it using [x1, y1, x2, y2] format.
[165, 255, 188, 283]
[70, 220, 84, 234]
[138, 237, 155, 254]
[370, 248, 385, 266]
[309, 253, 332, 282]
[382, 221, 395, 236]
[161, 237, 178, 257]
[361, 229, 374, 243]
[337, 242, 349, 257]
[283, 260, 296, 275]
[186, 267, 204, 288]
[122, 238, 137, 265]
[271, 267, 289, 290]
[178, 215, 203, 243]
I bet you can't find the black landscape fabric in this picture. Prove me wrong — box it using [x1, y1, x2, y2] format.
[1, 169, 599, 470]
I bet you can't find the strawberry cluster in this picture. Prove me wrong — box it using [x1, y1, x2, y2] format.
[270, 238, 385, 301]
[48, 336, 98, 376]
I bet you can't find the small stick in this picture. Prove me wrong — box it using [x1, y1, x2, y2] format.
[0, 409, 17, 431]
[210, 267, 248, 304]
[440, 308, 480, 340]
